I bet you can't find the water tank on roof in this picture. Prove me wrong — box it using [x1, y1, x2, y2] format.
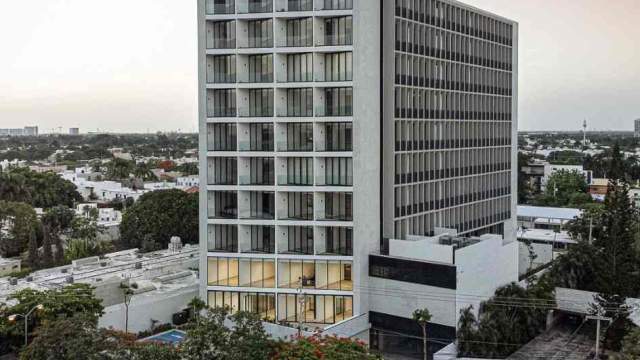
[168, 236, 183, 252]
[9, 278, 17, 286]
[65, 276, 74, 284]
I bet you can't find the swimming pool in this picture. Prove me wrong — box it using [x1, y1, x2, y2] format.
[140, 329, 187, 345]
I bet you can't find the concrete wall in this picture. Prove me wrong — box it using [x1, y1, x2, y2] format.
[352, 0, 382, 318]
[518, 241, 552, 275]
[99, 284, 198, 333]
[456, 238, 519, 319]
[369, 276, 457, 328]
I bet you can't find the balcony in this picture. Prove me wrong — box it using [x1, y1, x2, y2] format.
[238, 158, 275, 185]
[239, 191, 275, 220]
[240, 225, 275, 253]
[207, 123, 237, 151]
[277, 157, 314, 186]
[319, 192, 352, 221]
[206, 0, 235, 14]
[208, 224, 238, 252]
[237, 0, 273, 13]
[278, 226, 314, 254]
[207, 191, 238, 219]
[207, 89, 237, 118]
[319, 122, 351, 151]
[316, 87, 352, 117]
[276, 122, 314, 152]
[318, 227, 352, 255]
[280, 192, 314, 220]
[206, 21, 236, 49]
[318, 0, 352, 10]
[275, 0, 313, 11]
[207, 157, 237, 185]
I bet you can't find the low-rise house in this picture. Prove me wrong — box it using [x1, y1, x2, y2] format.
[177, 175, 199, 188]
[0, 241, 199, 333]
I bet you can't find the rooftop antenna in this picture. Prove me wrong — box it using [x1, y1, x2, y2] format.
[582, 119, 587, 149]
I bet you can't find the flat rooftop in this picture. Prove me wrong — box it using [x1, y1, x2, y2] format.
[517, 205, 581, 221]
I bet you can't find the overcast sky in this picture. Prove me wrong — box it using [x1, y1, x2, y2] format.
[0, 0, 638, 133]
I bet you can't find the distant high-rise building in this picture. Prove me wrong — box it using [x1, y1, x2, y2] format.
[198, 0, 517, 352]
[0, 126, 38, 137]
[69, 128, 80, 135]
[635, 118, 640, 138]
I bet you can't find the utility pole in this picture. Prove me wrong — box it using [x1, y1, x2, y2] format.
[586, 315, 611, 359]
[588, 216, 594, 245]
[297, 276, 306, 337]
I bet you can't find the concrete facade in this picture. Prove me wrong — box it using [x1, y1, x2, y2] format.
[198, 0, 518, 349]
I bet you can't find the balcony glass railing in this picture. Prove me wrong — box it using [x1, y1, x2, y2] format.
[277, 0, 312, 11]
[315, 105, 352, 117]
[321, 175, 353, 186]
[238, 141, 274, 151]
[206, 0, 235, 14]
[278, 175, 313, 186]
[238, 0, 273, 13]
[239, 175, 275, 186]
[276, 141, 313, 152]
[320, 0, 352, 10]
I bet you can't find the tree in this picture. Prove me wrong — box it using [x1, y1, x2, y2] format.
[120, 190, 198, 251]
[412, 308, 432, 360]
[534, 169, 591, 208]
[272, 334, 379, 360]
[181, 307, 232, 359]
[1, 284, 103, 350]
[120, 282, 136, 333]
[228, 311, 271, 360]
[0, 201, 39, 258]
[177, 162, 199, 176]
[0, 168, 81, 208]
[617, 327, 640, 359]
[41, 206, 75, 265]
[133, 161, 156, 181]
[455, 282, 553, 358]
[19, 315, 114, 360]
[188, 297, 207, 322]
[105, 158, 135, 181]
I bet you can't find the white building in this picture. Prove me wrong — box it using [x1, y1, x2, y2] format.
[517, 205, 581, 231]
[0, 126, 38, 137]
[177, 175, 200, 188]
[198, 0, 517, 356]
[0, 244, 199, 333]
[60, 172, 146, 203]
[541, 164, 593, 191]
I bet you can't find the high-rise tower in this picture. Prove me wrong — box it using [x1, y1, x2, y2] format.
[198, 0, 518, 344]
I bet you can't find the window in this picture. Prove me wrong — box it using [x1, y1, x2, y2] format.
[207, 257, 239, 286]
[277, 260, 352, 291]
[324, 157, 352, 186]
[247, 19, 273, 48]
[324, 192, 352, 220]
[207, 20, 236, 49]
[326, 227, 352, 255]
[208, 190, 237, 218]
[287, 226, 314, 254]
[207, 157, 237, 185]
[208, 224, 238, 252]
[248, 226, 275, 253]
[206, 0, 235, 15]
[286, 192, 313, 220]
[207, 123, 236, 151]
[207, 89, 236, 117]
[247, 89, 274, 117]
[285, 157, 314, 185]
[247, 191, 275, 219]
[244, 157, 274, 185]
[324, 17, 352, 46]
[208, 291, 276, 321]
[323, 87, 352, 116]
[246, 123, 274, 151]
[286, 18, 313, 47]
[286, 53, 313, 82]
[324, 122, 352, 151]
[287, 0, 313, 11]
[286, 88, 313, 117]
[285, 123, 313, 151]
[277, 294, 353, 324]
[207, 55, 236, 83]
[324, 52, 352, 81]
[321, 0, 352, 10]
[247, 54, 273, 83]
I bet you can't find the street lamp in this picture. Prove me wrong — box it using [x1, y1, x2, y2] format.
[8, 304, 44, 346]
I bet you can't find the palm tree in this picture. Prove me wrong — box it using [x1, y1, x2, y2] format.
[413, 308, 432, 360]
[133, 162, 155, 181]
[106, 158, 134, 181]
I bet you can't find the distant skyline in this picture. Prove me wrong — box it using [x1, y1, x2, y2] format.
[0, 0, 638, 133]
